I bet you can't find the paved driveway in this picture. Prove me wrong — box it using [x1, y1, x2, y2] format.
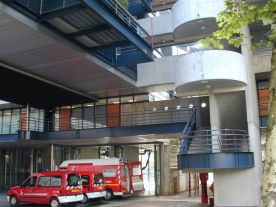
[1, 193, 204, 207]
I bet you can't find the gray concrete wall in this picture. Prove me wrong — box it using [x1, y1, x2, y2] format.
[216, 91, 247, 130]
[80, 146, 99, 159]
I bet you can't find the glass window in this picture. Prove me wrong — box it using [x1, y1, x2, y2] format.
[132, 165, 142, 176]
[22, 176, 37, 187]
[108, 97, 119, 104]
[0, 111, 2, 134]
[103, 169, 116, 177]
[39, 109, 44, 132]
[83, 105, 94, 129]
[95, 105, 106, 128]
[81, 175, 90, 185]
[54, 107, 60, 131]
[96, 99, 107, 106]
[134, 94, 149, 102]
[71, 106, 82, 129]
[120, 166, 126, 176]
[67, 174, 81, 186]
[29, 108, 39, 131]
[2, 110, 11, 134]
[94, 174, 104, 184]
[38, 176, 50, 187]
[50, 176, 62, 187]
[121, 96, 134, 103]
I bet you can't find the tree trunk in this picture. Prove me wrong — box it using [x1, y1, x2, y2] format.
[260, 47, 276, 207]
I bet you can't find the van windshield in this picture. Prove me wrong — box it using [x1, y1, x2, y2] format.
[67, 174, 81, 186]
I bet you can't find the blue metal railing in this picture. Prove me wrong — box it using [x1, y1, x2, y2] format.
[178, 108, 197, 155]
[179, 129, 250, 154]
[102, 0, 151, 44]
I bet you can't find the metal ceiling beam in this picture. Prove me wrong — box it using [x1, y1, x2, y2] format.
[66, 24, 110, 38]
[89, 40, 129, 52]
[82, 0, 153, 61]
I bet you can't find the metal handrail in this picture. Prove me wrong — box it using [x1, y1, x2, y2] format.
[179, 129, 250, 154]
[178, 108, 197, 154]
[102, 0, 151, 44]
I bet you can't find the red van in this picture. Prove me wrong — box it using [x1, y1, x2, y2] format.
[7, 171, 83, 207]
[60, 158, 144, 200]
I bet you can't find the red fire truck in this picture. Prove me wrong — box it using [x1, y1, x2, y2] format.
[60, 163, 106, 204]
[59, 158, 144, 200]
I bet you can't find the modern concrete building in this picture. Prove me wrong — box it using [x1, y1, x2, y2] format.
[0, 0, 271, 206]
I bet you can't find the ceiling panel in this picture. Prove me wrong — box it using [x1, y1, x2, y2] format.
[0, 11, 147, 105]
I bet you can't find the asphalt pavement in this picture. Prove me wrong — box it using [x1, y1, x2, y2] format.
[1, 193, 205, 207]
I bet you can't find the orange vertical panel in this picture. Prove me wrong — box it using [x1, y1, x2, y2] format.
[59, 109, 71, 131]
[107, 104, 120, 128]
[258, 89, 269, 116]
[20, 112, 28, 131]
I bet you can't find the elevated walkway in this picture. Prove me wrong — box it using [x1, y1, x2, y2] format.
[7, 0, 153, 79]
[0, 108, 193, 145]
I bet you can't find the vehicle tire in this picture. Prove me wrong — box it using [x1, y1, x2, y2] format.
[80, 193, 88, 204]
[50, 197, 60, 207]
[104, 189, 114, 200]
[9, 195, 18, 207]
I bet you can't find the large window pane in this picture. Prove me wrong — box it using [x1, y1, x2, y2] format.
[11, 109, 20, 134]
[39, 110, 44, 132]
[83, 104, 94, 129]
[30, 108, 39, 131]
[2, 110, 11, 134]
[95, 105, 106, 128]
[0, 111, 2, 134]
[54, 108, 60, 131]
[71, 105, 82, 129]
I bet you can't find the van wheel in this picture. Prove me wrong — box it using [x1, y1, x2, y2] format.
[50, 197, 60, 207]
[104, 189, 114, 200]
[10, 195, 18, 206]
[80, 194, 88, 204]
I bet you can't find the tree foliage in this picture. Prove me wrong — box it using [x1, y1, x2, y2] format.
[200, 0, 276, 206]
[117, 0, 129, 9]
[200, 0, 276, 49]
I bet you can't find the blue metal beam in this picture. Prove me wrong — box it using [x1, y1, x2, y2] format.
[82, 0, 153, 61]
[178, 152, 254, 170]
[66, 24, 110, 38]
[39, 4, 84, 21]
[115, 50, 152, 65]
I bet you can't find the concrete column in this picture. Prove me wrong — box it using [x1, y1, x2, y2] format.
[160, 144, 170, 196]
[213, 26, 262, 207]
[209, 92, 221, 152]
[50, 144, 54, 171]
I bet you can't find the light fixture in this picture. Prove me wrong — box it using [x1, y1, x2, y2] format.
[164, 106, 168, 111]
[201, 102, 207, 108]
[152, 107, 157, 112]
[176, 105, 181, 110]
[189, 104, 194, 109]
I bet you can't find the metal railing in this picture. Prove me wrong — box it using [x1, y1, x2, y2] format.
[102, 0, 151, 44]
[44, 108, 193, 132]
[179, 129, 250, 154]
[178, 108, 197, 154]
[14, 0, 151, 45]
[0, 108, 193, 134]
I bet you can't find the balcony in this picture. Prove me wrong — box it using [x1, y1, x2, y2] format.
[7, 0, 153, 80]
[178, 129, 254, 170]
[0, 108, 193, 142]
